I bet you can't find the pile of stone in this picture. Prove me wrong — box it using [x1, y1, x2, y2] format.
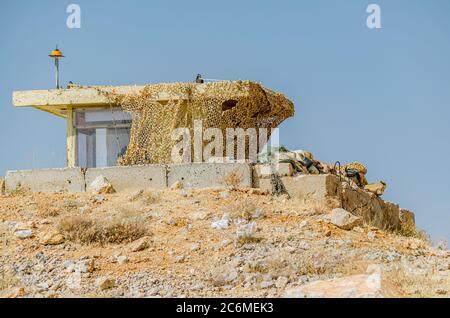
[261, 148, 387, 197]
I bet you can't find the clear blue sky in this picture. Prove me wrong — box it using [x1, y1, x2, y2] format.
[0, 0, 449, 242]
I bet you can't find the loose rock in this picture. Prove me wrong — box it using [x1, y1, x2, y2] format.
[39, 230, 65, 245]
[96, 277, 115, 290]
[284, 273, 401, 298]
[88, 176, 115, 194]
[14, 229, 33, 239]
[129, 236, 151, 252]
[330, 208, 362, 230]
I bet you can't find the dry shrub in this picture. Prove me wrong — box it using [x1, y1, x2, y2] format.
[246, 261, 269, 274]
[172, 217, 189, 227]
[37, 204, 60, 217]
[58, 215, 148, 245]
[237, 235, 261, 245]
[229, 200, 256, 220]
[8, 184, 27, 196]
[311, 202, 327, 215]
[398, 222, 429, 242]
[0, 270, 19, 291]
[36, 197, 83, 217]
[222, 171, 243, 189]
[61, 199, 82, 210]
[143, 192, 161, 205]
[292, 251, 346, 276]
[387, 265, 443, 298]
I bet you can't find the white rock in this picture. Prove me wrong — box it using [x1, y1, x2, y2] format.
[129, 236, 151, 252]
[260, 280, 275, 289]
[276, 276, 289, 289]
[78, 259, 95, 273]
[284, 273, 400, 298]
[219, 191, 230, 199]
[174, 255, 185, 263]
[330, 208, 362, 230]
[211, 214, 230, 230]
[366, 264, 382, 275]
[299, 220, 308, 228]
[39, 230, 65, 245]
[190, 243, 200, 252]
[88, 176, 115, 194]
[190, 210, 210, 221]
[298, 241, 310, 250]
[236, 222, 257, 239]
[116, 255, 129, 265]
[368, 231, 377, 241]
[14, 229, 33, 239]
[252, 209, 265, 219]
[211, 265, 238, 286]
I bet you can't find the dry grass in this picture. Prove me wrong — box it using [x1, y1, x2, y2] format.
[291, 251, 348, 276]
[222, 171, 243, 189]
[7, 183, 27, 197]
[311, 202, 328, 215]
[142, 191, 161, 205]
[0, 270, 19, 291]
[398, 222, 430, 242]
[387, 265, 443, 298]
[229, 200, 257, 220]
[58, 215, 149, 245]
[37, 205, 60, 217]
[35, 197, 83, 218]
[237, 235, 261, 245]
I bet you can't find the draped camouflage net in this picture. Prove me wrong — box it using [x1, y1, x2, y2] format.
[99, 81, 295, 165]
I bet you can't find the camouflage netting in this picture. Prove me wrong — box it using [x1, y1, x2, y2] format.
[99, 81, 294, 165]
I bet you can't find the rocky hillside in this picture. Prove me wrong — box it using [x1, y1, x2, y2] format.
[0, 187, 448, 298]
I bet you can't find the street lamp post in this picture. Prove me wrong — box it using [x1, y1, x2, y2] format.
[49, 46, 65, 89]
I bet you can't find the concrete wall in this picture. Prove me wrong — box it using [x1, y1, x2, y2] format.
[3, 163, 414, 231]
[255, 174, 337, 203]
[85, 165, 166, 192]
[5, 168, 85, 193]
[4, 163, 253, 193]
[167, 163, 252, 189]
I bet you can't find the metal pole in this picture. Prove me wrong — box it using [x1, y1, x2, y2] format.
[55, 58, 60, 89]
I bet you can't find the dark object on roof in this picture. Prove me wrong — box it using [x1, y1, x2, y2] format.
[195, 74, 204, 83]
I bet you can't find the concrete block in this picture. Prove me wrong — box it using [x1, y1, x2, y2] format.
[85, 165, 167, 192]
[5, 168, 85, 193]
[254, 174, 338, 203]
[167, 163, 252, 189]
[253, 163, 294, 178]
[254, 173, 412, 231]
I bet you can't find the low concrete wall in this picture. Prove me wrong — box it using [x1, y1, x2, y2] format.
[167, 163, 252, 189]
[254, 170, 411, 230]
[4, 163, 415, 231]
[85, 165, 167, 191]
[4, 163, 253, 192]
[255, 174, 338, 203]
[5, 168, 85, 193]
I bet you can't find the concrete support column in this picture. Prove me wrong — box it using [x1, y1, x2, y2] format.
[66, 106, 77, 167]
